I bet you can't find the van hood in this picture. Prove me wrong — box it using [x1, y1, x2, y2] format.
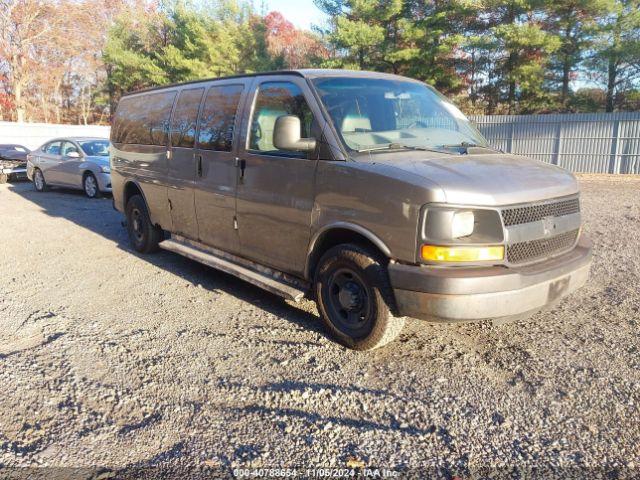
[361, 152, 579, 206]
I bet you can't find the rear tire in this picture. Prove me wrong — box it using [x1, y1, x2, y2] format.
[125, 194, 162, 253]
[314, 244, 405, 350]
[33, 169, 47, 191]
[83, 172, 102, 198]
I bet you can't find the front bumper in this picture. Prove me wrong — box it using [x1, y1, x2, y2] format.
[389, 235, 592, 322]
[1, 165, 27, 179]
[96, 172, 112, 192]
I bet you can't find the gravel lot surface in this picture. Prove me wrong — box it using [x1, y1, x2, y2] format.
[0, 176, 638, 478]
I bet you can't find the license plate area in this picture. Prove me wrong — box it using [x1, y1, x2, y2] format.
[547, 276, 570, 302]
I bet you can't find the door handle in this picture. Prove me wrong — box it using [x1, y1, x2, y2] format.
[196, 154, 203, 177]
[239, 159, 246, 180]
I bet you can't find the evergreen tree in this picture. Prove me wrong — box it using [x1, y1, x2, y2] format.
[470, 0, 560, 113]
[587, 0, 640, 111]
[404, 0, 479, 95]
[544, 0, 610, 109]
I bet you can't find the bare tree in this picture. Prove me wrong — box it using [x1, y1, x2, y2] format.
[0, 0, 56, 122]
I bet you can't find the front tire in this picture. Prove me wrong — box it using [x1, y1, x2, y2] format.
[314, 244, 405, 350]
[83, 172, 102, 198]
[33, 169, 47, 192]
[125, 194, 162, 254]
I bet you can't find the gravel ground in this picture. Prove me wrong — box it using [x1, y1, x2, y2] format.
[0, 176, 638, 479]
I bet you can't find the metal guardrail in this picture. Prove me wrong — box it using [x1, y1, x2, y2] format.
[470, 112, 640, 174]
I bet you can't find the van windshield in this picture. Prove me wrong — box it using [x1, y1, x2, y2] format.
[311, 77, 488, 153]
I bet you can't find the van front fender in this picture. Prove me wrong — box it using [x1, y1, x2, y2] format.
[305, 222, 392, 280]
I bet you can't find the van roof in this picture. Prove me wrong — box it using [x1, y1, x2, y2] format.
[122, 69, 420, 97]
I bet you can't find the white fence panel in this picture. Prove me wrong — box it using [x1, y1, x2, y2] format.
[0, 122, 111, 151]
[3, 114, 639, 174]
[471, 112, 640, 174]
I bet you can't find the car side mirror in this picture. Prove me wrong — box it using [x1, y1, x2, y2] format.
[273, 115, 317, 153]
[66, 151, 80, 158]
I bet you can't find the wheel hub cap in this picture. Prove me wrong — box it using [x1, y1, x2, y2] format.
[338, 282, 363, 311]
[86, 177, 96, 196]
[131, 209, 143, 240]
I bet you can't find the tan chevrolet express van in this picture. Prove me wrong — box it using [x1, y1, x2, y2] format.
[110, 69, 592, 350]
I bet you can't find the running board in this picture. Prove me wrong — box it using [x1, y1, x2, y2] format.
[159, 238, 307, 302]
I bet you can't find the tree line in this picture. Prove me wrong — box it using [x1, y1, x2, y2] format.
[1, 0, 639, 125]
[318, 0, 640, 114]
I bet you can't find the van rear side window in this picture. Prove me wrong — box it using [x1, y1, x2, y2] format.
[112, 91, 176, 146]
[197, 84, 244, 152]
[170, 88, 204, 149]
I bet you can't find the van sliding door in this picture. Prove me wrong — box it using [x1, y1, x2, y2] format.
[193, 81, 249, 254]
[167, 87, 205, 240]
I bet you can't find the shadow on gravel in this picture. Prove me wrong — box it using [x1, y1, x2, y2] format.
[260, 380, 406, 402]
[8, 182, 327, 339]
[231, 405, 434, 436]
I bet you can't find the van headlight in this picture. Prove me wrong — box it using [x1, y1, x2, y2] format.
[420, 206, 505, 264]
[451, 210, 474, 238]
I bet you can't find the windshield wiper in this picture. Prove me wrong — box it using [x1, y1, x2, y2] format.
[440, 142, 501, 153]
[357, 143, 454, 154]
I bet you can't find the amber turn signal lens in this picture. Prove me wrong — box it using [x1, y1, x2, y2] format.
[421, 245, 504, 262]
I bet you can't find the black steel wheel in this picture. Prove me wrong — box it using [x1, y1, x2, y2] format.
[324, 267, 373, 338]
[125, 194, 162, 253]
[314, 244, 405, 350]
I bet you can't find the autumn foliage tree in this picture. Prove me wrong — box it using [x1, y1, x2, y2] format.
[0, 0, 639, 122]
[264, 11, 328, 68]
[0, 0, 55, 122]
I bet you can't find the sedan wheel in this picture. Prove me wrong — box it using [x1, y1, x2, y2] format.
[33, 169, 47, 192]
[83, 173, 101, 198]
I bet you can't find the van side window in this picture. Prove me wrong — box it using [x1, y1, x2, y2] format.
[112, 91, 176, 146]
[198, 84, 244, 152]
[248, 82, 313, 156]
[170, 88, 204, 149]
[111, 99, 131, 144]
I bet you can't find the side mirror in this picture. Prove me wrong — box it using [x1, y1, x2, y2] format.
[273, 115, 316, 153]
[66, 151, 80, 158]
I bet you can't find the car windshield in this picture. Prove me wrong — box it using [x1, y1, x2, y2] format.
[79, 140, 110, 156]
[312, 77, 488, 152]
[0, 145, 29, 152]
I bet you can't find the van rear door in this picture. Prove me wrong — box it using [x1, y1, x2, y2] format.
[167, 87, 205, 240]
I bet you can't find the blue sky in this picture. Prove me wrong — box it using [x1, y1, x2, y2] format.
[260, 0, 328, 29]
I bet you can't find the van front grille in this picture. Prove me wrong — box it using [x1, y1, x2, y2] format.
[507, 229, 579, 265]
[502, 197, 580, 227]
